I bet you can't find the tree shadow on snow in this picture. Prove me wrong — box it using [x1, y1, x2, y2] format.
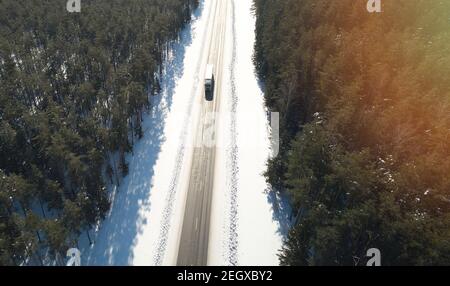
[265, 187, 292, 241]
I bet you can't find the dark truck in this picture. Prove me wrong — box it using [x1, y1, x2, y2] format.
[205, 64, 215, 101]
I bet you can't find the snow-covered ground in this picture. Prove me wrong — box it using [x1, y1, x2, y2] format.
[78, 0, 290, 266]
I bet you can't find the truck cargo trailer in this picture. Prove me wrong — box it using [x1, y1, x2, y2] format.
[205, 64, 215, 101]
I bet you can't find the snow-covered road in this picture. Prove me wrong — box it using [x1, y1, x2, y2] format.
[79, 0, 289, 266]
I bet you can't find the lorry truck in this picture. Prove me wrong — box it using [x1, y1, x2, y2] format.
[205, 64, 215, 101]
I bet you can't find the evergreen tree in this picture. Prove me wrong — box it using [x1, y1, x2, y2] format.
[0, 0, 199, 265]
[255, 0, 450, 265]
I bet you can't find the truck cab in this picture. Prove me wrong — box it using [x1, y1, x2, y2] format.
[205, 64, 215, 101]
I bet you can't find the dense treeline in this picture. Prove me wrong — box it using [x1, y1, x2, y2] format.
[254, 0, 450, 265]
[0, 0, 198, 265]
